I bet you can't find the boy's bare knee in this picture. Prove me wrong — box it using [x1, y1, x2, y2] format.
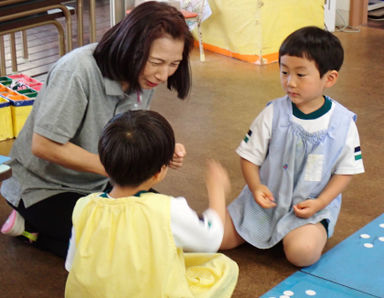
[283, 241, 321, 267]
[283, 223, 327, 267]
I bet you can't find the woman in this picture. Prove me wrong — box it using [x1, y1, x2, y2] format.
[1, 1, 194, 258]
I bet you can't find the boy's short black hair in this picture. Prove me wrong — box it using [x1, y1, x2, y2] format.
[98, 110, 175, 187]
[279, 26, 344, 77]
[93, 1, 193, 99]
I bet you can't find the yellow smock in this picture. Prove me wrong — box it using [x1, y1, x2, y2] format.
[65, 192, 238, 298]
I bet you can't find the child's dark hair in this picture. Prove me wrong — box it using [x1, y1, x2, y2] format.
[98, 110, 175, 187]
[93, 1, 193, 99]
[279, 26, 344, 77]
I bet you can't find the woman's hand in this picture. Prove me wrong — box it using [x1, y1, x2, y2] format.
[169, 143, 186, 169]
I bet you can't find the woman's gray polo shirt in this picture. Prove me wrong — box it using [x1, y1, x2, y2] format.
[1, 43, 154, 208]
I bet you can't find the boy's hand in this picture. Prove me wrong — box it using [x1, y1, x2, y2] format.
[169, 143, 186, 169]
[253, 185, 276, 208]
[206, 159, 231, 196]
[293, 199, 323, 218]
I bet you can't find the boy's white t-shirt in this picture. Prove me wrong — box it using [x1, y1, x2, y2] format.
[65, 197, 223, 271]
[236, 102, 365, 175]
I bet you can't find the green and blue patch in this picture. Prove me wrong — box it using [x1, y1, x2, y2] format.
[243, 129, 252, 143]
[354, 146, 362, 161]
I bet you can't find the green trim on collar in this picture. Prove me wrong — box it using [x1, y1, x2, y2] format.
[133, 190, 149, 197]
[101, 190, 149, 198]
[292, 96, 332, 119]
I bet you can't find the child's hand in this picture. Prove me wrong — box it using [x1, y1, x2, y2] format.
[206, 159, 231, 196]
[169, 143, 186, 169]
[253, 185, 276, 208]
[293, 199, 323, 218]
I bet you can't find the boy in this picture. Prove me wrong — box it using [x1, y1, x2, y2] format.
[65, 110, 238, 297]
[221, 26, 364, 267]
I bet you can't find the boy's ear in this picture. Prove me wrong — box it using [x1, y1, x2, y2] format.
[153, 170, 161, 181]
[324, 70, 339, 88]
[153, 165, 168, 182]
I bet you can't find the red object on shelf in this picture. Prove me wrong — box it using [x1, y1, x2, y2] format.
[180, 9, 198, 19]
[8, 74, 43, 91]
[126, 8, 197, 19]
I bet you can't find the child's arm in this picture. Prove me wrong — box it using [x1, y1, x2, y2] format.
[241, 158, 276, 208]
[294, 174, 353, 218]
[171, 199, 224, 252]
[205, 159, 230, 225]
[169, 160, 229, 252]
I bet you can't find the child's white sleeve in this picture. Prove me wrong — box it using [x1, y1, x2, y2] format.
[170, 197, 223, 252]
[333, 121, 365, 175]
[236, 103, 273, 166]
[65, 227, 76, 272]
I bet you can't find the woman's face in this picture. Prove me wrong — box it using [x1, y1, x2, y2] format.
[138, 35, 184, 89]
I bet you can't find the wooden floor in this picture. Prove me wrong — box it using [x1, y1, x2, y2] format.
[1, 0, 111, 82]
[1, 4, 384, 297]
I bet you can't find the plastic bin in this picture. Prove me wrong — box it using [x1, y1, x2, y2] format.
[8, 96, 34, 137]
[0, 97, 14, 140]
[0, 74, 41, 138]
[0, 84, 33, 137]
[0, 77, 12, 87]
[18, 88, 38, 98]
[8, 74, 43, 91]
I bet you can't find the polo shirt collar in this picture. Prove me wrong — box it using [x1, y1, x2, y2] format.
[104, 77, 125, 96]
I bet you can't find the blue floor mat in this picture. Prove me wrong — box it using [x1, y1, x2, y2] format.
[261, 213, 384, 297]
[261, 271, 375, 298]
[302, 213, 384, 297]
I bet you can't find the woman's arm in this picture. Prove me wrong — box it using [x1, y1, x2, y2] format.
[31, 133, 108, 177]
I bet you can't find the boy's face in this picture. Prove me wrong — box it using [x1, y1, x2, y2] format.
[279, 55, 332, 114]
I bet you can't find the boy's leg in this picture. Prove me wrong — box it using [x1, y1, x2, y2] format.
[220, 210, 245, 250]
[283, 222, 327, 267]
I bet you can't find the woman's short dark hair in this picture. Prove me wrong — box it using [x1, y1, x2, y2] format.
[98, 110, 175, 187]
[93, 1, 193, 99]
[278, 26, 344, 77]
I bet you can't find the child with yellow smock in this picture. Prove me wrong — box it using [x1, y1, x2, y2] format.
[64, 110, 238, 297]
